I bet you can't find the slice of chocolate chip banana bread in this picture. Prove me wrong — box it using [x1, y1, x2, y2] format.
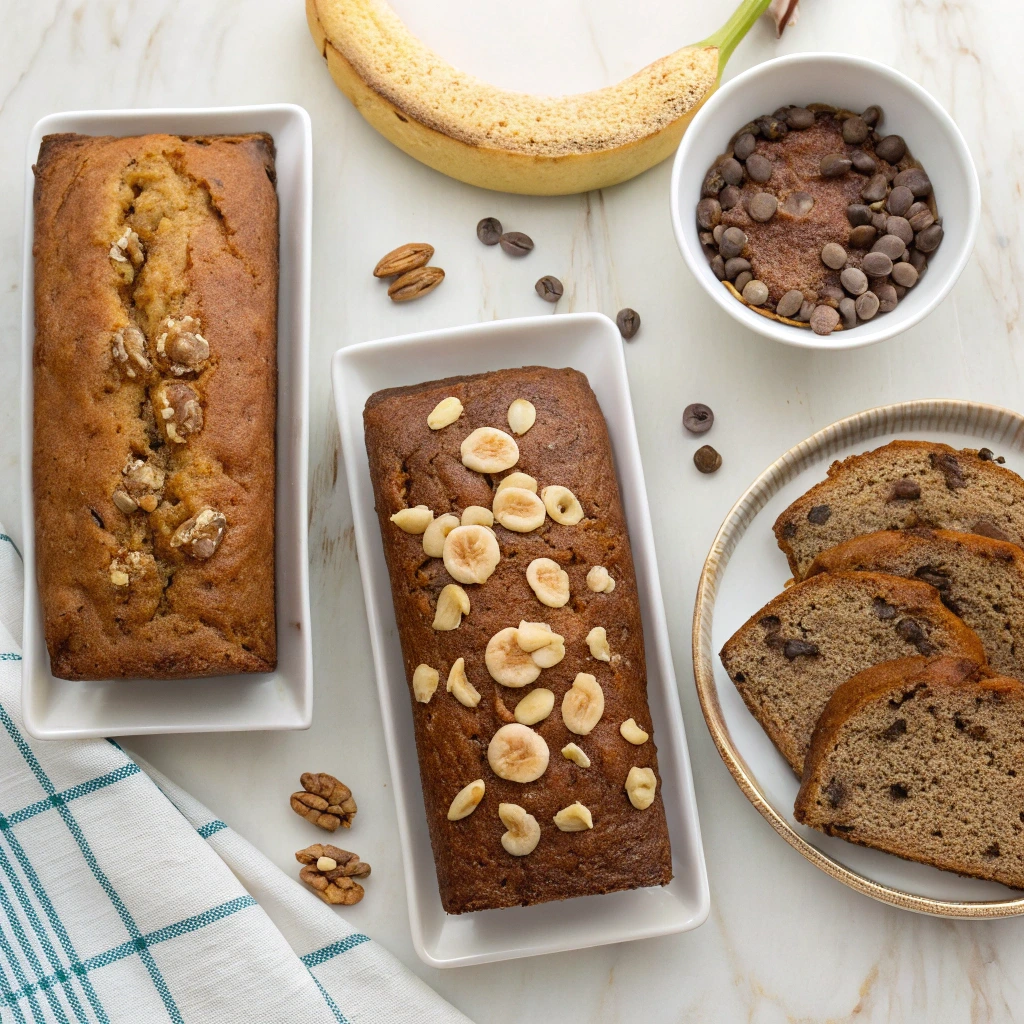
[807, 528, 1024, 681]
[773, 441, 1024, 580]
[719, 571, 987, 774]
[795, 655, 1024, 890]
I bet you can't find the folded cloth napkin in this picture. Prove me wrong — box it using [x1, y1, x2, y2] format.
[0, 529, 470, 1024]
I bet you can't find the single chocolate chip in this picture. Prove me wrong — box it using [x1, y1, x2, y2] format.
[759, 614, 781, 632]
[842, 116, 869, 145]
[776, 289, 805, 319]
[720, 157, 745, 186]
[840, 266, 869, 296]
[693, 445, 722, 474]
[810, 304, 840, 336]
[824, 778, 847, 809]
[807, 504, 832, 524]
[889, 783, 910, 801]
[742, 279, 769, 306]
[783, 639, 820, 660]
[914, 565, 951, 591]
[535, 276, 563, 302]
[855, 290, 881, 321]
[724, 256, 752, 280]
[821, 242, 847, 270]
[891, 261, 919, 288]
[847, 204, 872, 227]
[797, 300, 815, 322]
[719, 184, 742, 210]
[839, 297, 857, 329]
[861, 174, 889, 203]
[710, 255, 726, 280]
[909, 248, 928, 274]
[786, 107, 815, 129]
[719, 226, 748, 260]
[682, 403, 714, 434]
[872, 234, 906, 261]
[973, 520, 1011, 542]
[616, 308, 641, 339]
[861, 105, 883, 127]
[875, 282, 898, 312]
[880, 718, 907, 741]
[851, 149, 877, 175]
[733, 271, 753, 293]
[780, 191, 814, 218]
[895, 617, 937, 655]
[875, 135, 907, 163]
[930, 451, 967, 490]
[782, 521, 798, 539]
[477, 217, 503, 245]
[890, 477, 921, 500]
[696, 198, 722, 230]
[848, 224, 877, 249]
[756, 114, 788, 140]
[893, 167, 932, 197]
[745, 153, 773, 183]
[886, 186, 914, 217]
[886, 216, 914, 246]
[500, 231, 534, 256]
[734, 133, 757, 161]
[862, 251, 894, 277]
[908, 208, 936, 233]
[748, 192, 778, 222]
[701, 167, 726, 197]
[873, 596, 898, 619]
[820, 154, 852, 178]
[916, 223, 944, 253]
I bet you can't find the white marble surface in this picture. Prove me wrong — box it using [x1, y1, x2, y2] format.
[3, 0, 1024, 1020]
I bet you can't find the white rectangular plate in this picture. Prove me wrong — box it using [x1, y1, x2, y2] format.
[21, 105, 313, 738]
[332, 313, 710, 966]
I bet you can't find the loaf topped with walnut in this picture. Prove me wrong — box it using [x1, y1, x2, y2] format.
[32, 132, 278, 679]
[364, 366, 671, 914]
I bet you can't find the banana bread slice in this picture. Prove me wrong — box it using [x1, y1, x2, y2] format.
[719, 571, 986, 774]
[807, 528, 1024, 681]
[795, 656, 1024, 890]
[774, 441, 1024, 581]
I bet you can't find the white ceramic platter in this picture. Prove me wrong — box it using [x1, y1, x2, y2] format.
[20, 105, 313, 738]
[332, 312, 710, 966]
[693, 399, 1024, 917]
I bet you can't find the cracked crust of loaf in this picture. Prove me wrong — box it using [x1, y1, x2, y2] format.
[795, 656, 1024, 890]
[773, 441, 1024, 581]
[363, 367, 672, 914]
[33, 132, 278, 679]
[719, 570, 987, 774]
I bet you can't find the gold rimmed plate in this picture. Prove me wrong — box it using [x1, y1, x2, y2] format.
[692, 399, 1024, 917]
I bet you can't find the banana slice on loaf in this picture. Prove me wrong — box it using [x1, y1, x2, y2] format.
[774, 441, 1024, 581]
[795, 656, 1024, 890]
[719, 571, 986, 774]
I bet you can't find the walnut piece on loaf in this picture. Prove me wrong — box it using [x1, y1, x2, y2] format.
[296, 844, 371, 906]
[290, 772, 357, 831]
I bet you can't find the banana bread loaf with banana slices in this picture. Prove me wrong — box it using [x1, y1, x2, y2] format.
[33, 133, 278, 678]
[363, 366, 671, 913]
[807, 528, 1024, 680]
[774, 441, 1024, 580]
[719, 571, 986, 774]
[795, 656, 1024, 890]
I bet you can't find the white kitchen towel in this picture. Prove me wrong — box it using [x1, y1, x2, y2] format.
[0, 529, 470, 1024]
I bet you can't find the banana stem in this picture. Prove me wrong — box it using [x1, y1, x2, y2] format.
[703, 0, 773, 71]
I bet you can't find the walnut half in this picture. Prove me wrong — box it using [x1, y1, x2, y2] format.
[155, 316, 210, 376]
[295, 843, 370, 906]
[170, 509, 226, 560]
[290, 772, 357, 831]
[111, 325, 152, 379]
[152, 381, 203, 444]
[120, 457, 165, 513]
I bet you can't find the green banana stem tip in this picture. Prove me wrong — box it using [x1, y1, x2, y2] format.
[704, 0, 773, 71]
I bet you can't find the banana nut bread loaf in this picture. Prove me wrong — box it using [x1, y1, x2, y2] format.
[774, 441, 1024, 580]
[363, 366, 672, 914]
[795, 656, 1024, 890]
[719, 570, 986, 774]
[807, 528, 1024, 681]
[33, 132, 278, 679]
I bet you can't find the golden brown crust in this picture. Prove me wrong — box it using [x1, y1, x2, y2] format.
[33, 132, 278, 679]
[363, 367, 671, 914]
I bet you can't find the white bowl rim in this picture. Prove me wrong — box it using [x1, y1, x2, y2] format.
[670, 51, 981, 351]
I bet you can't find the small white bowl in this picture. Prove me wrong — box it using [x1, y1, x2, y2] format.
[670, 53, 980, 350]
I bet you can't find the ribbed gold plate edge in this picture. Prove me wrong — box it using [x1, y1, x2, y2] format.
[692, 399, 1024, 917]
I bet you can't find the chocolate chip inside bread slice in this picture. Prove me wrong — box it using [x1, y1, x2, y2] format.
[773, 441, 1024, 581]
[795, 655, 1024, 890]
[719, 571, 987, 774]
[807, 528, 1024, 681]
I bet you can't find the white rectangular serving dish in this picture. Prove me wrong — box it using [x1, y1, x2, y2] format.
[20, 105, 313, 739]
[332, 312, 710, 967]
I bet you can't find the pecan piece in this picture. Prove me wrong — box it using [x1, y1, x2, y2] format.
[170, 509, 226, 560]
[296, 843, 370, 906]
[154, 316, 210, 376]
[290, 772, 357, 831]
[152, 381, 203, 443]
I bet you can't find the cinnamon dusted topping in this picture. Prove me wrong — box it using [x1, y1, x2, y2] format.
[152, 381, 203, 443]
[111, 325, 152, 379]
[170, 509, 226, 560]
[154, 316, 210, 376]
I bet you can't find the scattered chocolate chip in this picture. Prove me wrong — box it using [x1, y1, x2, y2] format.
[908, 248, 928, 275]
[848, 223, 878, 250]
[701, 167, 725, 197]
[713, 224, 726, 245]
[759, 614, 782, 632]
[891, 261, 918, 288]
[693, 445, 722, 474]
[734, 133, 757, 161]
[476, 217, 503, 245]
[861, 105, 883, 127]
[984, 842, 1002, 859]
[861, 174, 889, 203]
[748, 192, 778, 222]
[615, 308, 641, 339]
[745, 153, 773, 183]
[780, 191, 814, 218]
[874, 282, 899, 312]
[842, 116, 869, 145]
[850, 150, 876, 175]
[696, 198, 722, 230]
[719, 184, 742, 210]
[973, 520, 1011, 542]
[810, 304, 840, 336]
[710, 255, 726, 280]
[499, 231, 534, 256]
[796, 300, 815, 322]
[821, 242, 847, 270]
[782, 521, 798, 539]
[682, 403, 714, 434]
[824, 777, 847, 809]
[820, 154, 852, 178]
[855, 290, 880, 321]
[908, 207, 935, 233]
[847, 204, 873, 227]
[890, 477, 921, 500]
[724, 257, 752, 280]
[535, 276, 563, 302]
[978, 448, 1003, 463]
[871, 211, 889, 233]
[872, 234, 906, 261]
[886, 186, 914, 218]
[818, 285, 844, 309]
[776, 289, 805, 319]
[719, 226, 748, 260]
[839, 297, 857, 329]
[90, 508, 105, 530]
[734, 271, 753, 293]
[875, 135, 907, 163]
[756, 114, 788, 140]
[915, 223, 944, 253]
[783, 639, 820, 660]
[880, 718, 907, 741]
[807, 504, 832, 524]
[893, 167, 932, 197]
[785, 107, 815, 130]
[742, 279, 769, 306]
[840, 266, 869, 296]
[862, 251, 894, 277]
[889, 783, 909, 801]
[873, 597, 898, 619]
[885, 216, 914, 246]
[930, 451, 967, 490]
[720, 157, 745, 186]
[895, 617, 937, 655]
